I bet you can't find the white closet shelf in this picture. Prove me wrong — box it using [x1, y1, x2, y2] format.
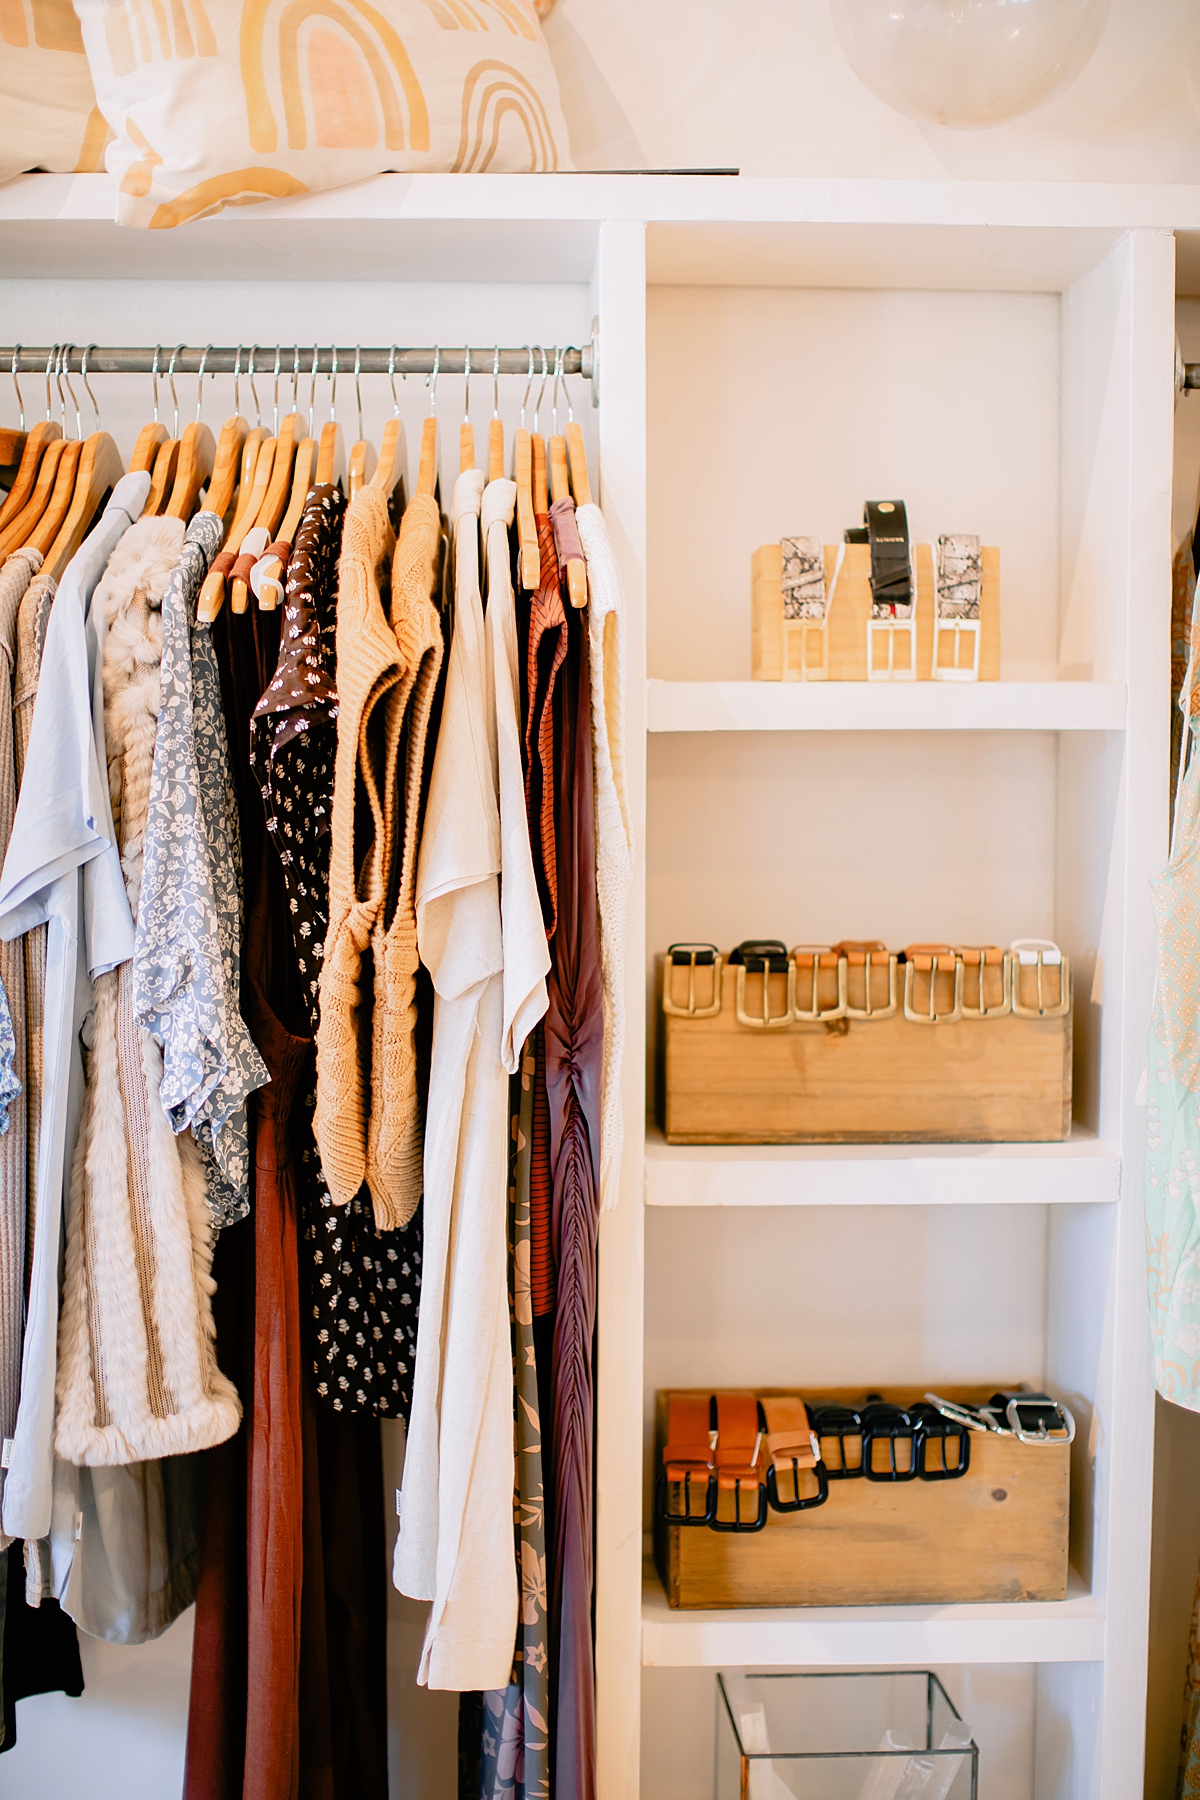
[641, 1570, 1103, 1667]
[646, 680, 1127, 734]
[643, 1127, 1119, 1208]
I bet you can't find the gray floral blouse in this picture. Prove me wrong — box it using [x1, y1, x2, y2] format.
[132, 511, 269, 1228]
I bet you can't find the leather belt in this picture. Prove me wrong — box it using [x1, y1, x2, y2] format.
[865, 500, 913, 618]
[811, 1403, 865, 1478]
[658, 1393, 715, 1525]
[861, 1401, 919, 1481]
[761, 1395, 828, 1512]
[710, 1392, 768, 1532]
[835, 939, 898, 1021]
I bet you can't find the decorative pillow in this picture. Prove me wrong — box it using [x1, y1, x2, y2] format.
[0, 0, 111, 183]
[74, 0, 573, 229]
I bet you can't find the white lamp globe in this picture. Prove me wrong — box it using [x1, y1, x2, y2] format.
[829, 0, 1110, 130]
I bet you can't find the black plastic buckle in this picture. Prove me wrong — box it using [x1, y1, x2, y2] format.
[766, 1457, 829, 1513]
[654, 1468, 716, 1527]
[810, 1404, 864, 1479]
[860, 1401, 919, 1481]
[727, 939, 790, 974]
[909, 1401, 971, 1481]
[709, 1475, 769, 1533]
[668, 942, 718, 967]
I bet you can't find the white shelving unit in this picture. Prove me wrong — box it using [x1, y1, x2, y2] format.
[0, 171, 1193, 1800]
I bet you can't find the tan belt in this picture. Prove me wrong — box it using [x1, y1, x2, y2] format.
[659, 1392, 715, 1525]
[711, 1391, 768, 1532]
[761, 1395, 829, 1512]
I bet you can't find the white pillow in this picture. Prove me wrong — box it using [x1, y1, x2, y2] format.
[74, 0, 573, 228]
[0, 0, 110, 183]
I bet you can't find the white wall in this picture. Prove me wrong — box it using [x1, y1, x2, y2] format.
[545, 0, 1200, 186]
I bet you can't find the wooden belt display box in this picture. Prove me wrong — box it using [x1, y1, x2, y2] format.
[750, 542, 1000, 682]
[653, 1387, 1070, 1609]
[656, 951, 1072, 1145]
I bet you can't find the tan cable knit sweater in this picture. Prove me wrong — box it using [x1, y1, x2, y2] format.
[315, 486, 405, 1208]
[364, 491, 443, 1231]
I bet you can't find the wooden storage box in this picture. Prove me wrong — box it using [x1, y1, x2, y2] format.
[751, 542, 1000, 682]
[656, 954, 1071, 1144]
[653, 1387, 1070, 1609]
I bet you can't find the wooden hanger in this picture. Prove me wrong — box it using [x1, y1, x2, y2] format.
[417, 414, 438, 498]
[369, 415, 407, 514]
[229, 436, 279, 613]
[532, 432, 547, 516]
[488, 416, 504, 482]
[145, 437, 180, 516]
[255, 434, 316, 610]
[0, 420, 62, 534]
[459, 418, 474, 475]
[195, 432, 271, 625]
[25, 437, 83, 558]
[0, 435, 71, 559]
[130, 420, 168, 475]
[166, 420, 215, 521]
[0, 428, 25, 488]
[316, 417, 344, 488]
[203, 414, 250, 523]
[348, 437, 377, 495]
[549, 433, 587, 608]
[567, 420, 592, 508]
[514, 427, 538, 589]
[41, 431, 124, 584]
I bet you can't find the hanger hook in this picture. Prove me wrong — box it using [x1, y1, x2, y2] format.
[462, 345, 471, 424]
[562, 356, 577, 425]
[292, 344, 300, 417]
[196, 344, 212, 423]
[60, 345, 80, 440]
[272, 344, 282, 435]
[520, 345, 534, 429]
[329, 345, 339, 424]
[427, 345, 439, 416]
[151, 344, 162, 424]
[232, 344, 243, 419]
[248, 346, 261, 428]
[354, 344, 363, 442]
[43, 344, 57, 423]
[551, 346, 563, 437]
[81, 343, 100, 432]
[168, 343, 183, 439]
[10, 346, 22, 433]
[54, 346, 70, 436]
[388, 345, 399, 417]
[309, 345, 319, 438]
[533, 346, 549, 435]
[491, 345, 500, 420]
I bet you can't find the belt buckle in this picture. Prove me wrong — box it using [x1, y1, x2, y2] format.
[956, 946, 1012, 1021]
[710, 1405, 769, 1533]
[923, 1391, 995, 1435]
[782, 615, 830, 683]
[789, 946, 846, 1022]
[730, 941, 794, 1029]
[810, 1403, 864, 1479]
[662, 943, 723, 1019]
[1009, 939, 1070, 1020]
[860, 1401, 920, 1482]
[902, 946, 964, 1025]
[763, 1402, 829, 1513]
[836, 940, 898, 1021]
[998, 1390, 1076, 1445]
[655, 1464, 716, 1526]
[867, 614, 917, 681]
[909, 1401, 971, 1480]
[932, 615, 981, 681]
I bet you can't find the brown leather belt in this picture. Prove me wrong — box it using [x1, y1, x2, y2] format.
[761, 1395, 829, 1512]
[710, 1391, 768, 1532]
[658, 1393, 715, 1525]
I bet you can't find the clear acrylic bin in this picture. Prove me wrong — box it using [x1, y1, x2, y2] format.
[716, 1670, 979, 1799]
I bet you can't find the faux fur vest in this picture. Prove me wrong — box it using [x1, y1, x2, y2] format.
[55, 516, 241, 1467]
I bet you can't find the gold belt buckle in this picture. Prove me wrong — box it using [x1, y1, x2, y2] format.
[1010, 939, 1070, 1019]
[734, 959, 795, 1029]
[933, 615, 981, 681]
[903, 944, 964, 1025]
[788, 947, 846, 1022]
[836, 940, 898, 1021]
[955, 945, 1011, 1020]
[662, 944, 723, 1019]
[867, 615, 917, 681]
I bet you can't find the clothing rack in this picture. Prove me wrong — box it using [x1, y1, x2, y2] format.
[0, 342, 595, 383]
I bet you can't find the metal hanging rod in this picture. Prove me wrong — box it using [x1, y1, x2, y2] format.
[0, 343, 594, 381]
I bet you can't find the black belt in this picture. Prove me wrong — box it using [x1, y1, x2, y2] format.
[864, 499, 913, 617]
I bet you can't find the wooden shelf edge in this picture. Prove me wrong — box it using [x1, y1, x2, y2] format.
[646, 679, 1128, 735]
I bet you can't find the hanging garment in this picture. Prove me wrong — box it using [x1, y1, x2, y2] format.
[545, 604, 603, 1800]
[0, 472, 149, 1541]
[575, 501, 633, 1214]
[316, 484, 402, 1212]
[1180, 1568, 1200, 1796]
[479, 1038, 552, 1800]
[365, 488, 443, 1231]
[251, 485, 422, 1419]
[133, 512, 268, 1229]
[0, 546, 37, 1542]
[397, 466, 518, 1692]
[46, 1453, 198, 1645]
[0, 1540, 83, 1753]
[54, 514, 242, 1466]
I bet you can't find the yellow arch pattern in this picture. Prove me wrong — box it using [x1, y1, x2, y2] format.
[418, 0, 536, 35]
[241, 0, 428, 154]
[102, 0, 215, 73]
[453, 59, 555, 171]
[149, 165, 307, 229]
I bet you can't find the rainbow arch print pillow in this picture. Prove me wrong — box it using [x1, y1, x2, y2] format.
[74, 0, 573, 228]
[0, 0, 111, 183]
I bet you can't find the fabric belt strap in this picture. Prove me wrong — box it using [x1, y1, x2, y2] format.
[662, 1394, 712, 1482]
[865, 499, 913, 618]
[713, 1391, 762, 1494]
[760, 1396, 819, 1471]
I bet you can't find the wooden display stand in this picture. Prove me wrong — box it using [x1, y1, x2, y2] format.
[653, 1386, 1070, 1609]
[657, 955, 1071, 1144]
[751, 542, 1000, 682]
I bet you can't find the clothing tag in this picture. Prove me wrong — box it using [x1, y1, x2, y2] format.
[1, 1438, 12, 1469]
[1090, 952, 1103, 1006]
[395, 1488, 402, 1519]
[74, 1510, 83, 1542]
